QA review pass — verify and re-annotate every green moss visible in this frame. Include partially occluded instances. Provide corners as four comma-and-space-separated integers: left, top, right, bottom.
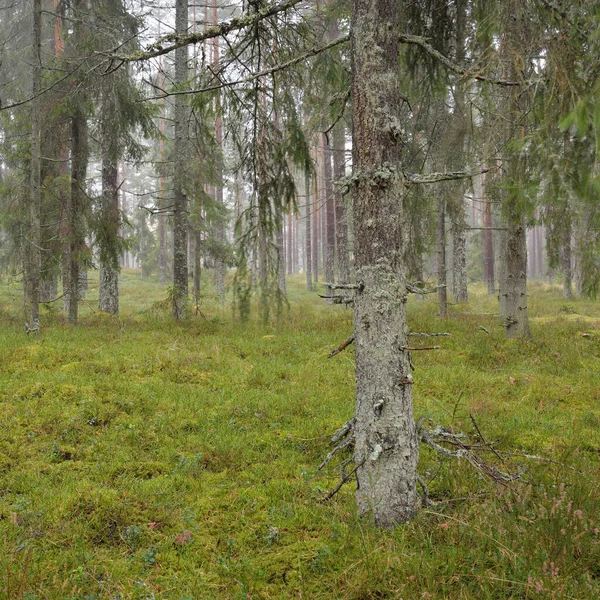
0, 274, 598, 597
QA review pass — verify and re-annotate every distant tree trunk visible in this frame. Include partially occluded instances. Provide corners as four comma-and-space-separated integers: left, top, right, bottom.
484, 193, 495, 294
194, 227, 201, 310
323, 133, 336, 285
333, 123, 349, 283
213, 0, 226, 303
312, 145, 320, 282
305, 170, 313, 290
449, 0, 468, 303
172, 0, 189, 319
276, 225, 286, 296
99, 158, 120, 314
437, 193, 447, 317
28, 0, 42, 330
352, 0, 418, 527
562, 223, 573, 299
67, 107, 87, 324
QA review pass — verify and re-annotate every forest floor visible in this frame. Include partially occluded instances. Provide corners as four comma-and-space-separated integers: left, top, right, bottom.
0, 271, 599, 599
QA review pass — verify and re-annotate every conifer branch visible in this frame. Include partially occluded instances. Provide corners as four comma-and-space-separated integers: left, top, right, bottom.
397, 33, 519, 87
143, 34, 350, 100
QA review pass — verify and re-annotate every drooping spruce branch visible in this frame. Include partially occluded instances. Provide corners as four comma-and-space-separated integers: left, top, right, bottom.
144, 34, 350, 100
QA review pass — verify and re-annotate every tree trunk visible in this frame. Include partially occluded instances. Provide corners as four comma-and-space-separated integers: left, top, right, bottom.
194, 227, 201, 310
312, 146, 320, 282
323, 133, 336, 285
437, 193, 447, 318
484, 192, 495, 294
333, 123, 350, 283
213, 0, 226, 303
67, 107, 87, 324
305, 170, 313, 290
500, 0, 530, 339
28, 0, 42, 330
352, 0, 418, 527
173, 0, 189, 319
562, 223, 573, 299
98, 155, 120, 314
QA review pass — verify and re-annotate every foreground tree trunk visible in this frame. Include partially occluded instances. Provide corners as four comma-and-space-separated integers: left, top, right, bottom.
28, 0, 42, 330
172, 0, 189, 319
500, 0, 530, 339
352, 0, 418, 527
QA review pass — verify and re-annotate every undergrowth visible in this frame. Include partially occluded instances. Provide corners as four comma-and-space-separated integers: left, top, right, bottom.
0, 272, 598, 599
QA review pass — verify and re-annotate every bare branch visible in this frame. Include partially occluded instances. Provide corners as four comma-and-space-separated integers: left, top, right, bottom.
144, 34, 350, 100
328, 335, 355, 358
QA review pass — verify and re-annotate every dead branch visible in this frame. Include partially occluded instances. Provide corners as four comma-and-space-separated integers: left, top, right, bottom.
402, 345, 441, 351
323, 460, 364, 501
329, 335, 355, 358
408, 332, 451, 337
331, 418, 355, 444
407, 283, 445, 294
322, 282, 362, 290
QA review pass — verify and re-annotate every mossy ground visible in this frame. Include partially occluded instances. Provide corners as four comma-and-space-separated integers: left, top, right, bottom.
0, 272, 599, 599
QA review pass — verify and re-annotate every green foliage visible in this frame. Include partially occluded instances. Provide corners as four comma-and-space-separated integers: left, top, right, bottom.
0, 274, 599, 598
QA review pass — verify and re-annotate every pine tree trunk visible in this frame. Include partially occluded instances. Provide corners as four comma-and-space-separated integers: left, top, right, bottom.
352, 0, 418, 527
172, 0, 189, 319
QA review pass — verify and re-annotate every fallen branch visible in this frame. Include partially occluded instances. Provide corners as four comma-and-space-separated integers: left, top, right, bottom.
402, 345, 441, 351
408, 332, 451, 337
329, 335, 355, 358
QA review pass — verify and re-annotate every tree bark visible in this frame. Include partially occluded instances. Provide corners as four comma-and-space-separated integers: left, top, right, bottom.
449, 0, 468, 303
173, 0, 189, 319
213, 0, 226, 303
323, 133, 336, 285
500, 0, 530, 339
352, 0, 418, 527
333, 123, 349, 283
305, 170, 313, 290
99, 159, 120, 314
437, 193, 447, 318
28, 0, 42, 330
562, 222, 573, 299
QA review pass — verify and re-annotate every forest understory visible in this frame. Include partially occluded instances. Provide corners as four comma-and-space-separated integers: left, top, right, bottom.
0, 272, 599, 599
